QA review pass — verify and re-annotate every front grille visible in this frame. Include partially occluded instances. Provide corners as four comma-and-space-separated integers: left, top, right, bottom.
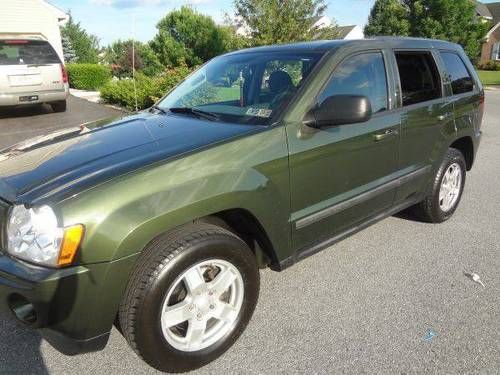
0, 198, 10, 251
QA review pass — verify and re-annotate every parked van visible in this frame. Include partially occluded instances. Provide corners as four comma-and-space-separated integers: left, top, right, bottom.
0, 35, 68, 112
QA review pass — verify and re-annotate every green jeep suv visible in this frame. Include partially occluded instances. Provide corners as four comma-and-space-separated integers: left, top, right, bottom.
0, 38, 483, 372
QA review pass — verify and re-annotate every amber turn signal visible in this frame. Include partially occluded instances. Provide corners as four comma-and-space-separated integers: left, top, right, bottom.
58, 224, 85, 267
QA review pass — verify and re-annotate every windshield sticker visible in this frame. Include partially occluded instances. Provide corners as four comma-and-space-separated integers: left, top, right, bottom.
246, 108, 273, 118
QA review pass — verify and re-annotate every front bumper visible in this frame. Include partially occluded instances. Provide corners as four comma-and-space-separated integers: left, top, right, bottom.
0, 252, 138, 355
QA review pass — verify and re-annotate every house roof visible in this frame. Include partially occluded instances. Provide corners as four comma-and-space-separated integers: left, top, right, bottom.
336, 25, 356, 39
486, 2, 500, 24
475, 1, 493, 19
41, 0, 69, 22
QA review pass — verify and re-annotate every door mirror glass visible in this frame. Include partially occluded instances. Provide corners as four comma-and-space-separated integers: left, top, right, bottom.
305, 95, 372, 128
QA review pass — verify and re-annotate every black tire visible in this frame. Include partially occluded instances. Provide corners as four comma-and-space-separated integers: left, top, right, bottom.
119, 223, 259, 373
51, 100, 67, 112
415, 148, 466, 223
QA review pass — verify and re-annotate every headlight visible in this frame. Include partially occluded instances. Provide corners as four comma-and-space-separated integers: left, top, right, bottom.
6, 205, 84, 267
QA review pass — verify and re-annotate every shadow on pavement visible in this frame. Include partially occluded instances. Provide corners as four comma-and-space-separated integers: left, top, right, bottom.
0, 313, 49, 374
0, 104, 53, 120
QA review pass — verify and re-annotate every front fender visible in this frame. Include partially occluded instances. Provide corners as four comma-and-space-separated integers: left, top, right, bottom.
59, 125, 291, 265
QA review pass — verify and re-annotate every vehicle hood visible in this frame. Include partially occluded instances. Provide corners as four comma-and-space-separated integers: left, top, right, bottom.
0, 112, 263, 205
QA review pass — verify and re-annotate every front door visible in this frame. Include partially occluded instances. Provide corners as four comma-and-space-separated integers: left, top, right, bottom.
287, 51, 400, 251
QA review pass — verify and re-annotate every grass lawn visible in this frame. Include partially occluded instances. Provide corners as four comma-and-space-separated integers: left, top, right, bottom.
477, 70, 500, 85
215, 86, 240, 101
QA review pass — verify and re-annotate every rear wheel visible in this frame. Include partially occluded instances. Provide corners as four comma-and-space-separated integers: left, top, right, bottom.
415, 148, 466, 223
119, 223, 259, 373
51, 100, 67, 112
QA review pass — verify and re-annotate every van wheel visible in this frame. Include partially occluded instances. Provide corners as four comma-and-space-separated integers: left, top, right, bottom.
51, 100, 67, 112
415, 148, 466, 223
119, 223, 259, 373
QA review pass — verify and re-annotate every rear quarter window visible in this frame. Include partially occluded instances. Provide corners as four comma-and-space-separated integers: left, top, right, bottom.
439, 52, 474, 95
0, 40, 60, 65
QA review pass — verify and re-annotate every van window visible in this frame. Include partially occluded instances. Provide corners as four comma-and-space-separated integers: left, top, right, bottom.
395, 52, 441, 106
0, 40, 60, 65
319, 52, 388, 114
440, 52, 474, 95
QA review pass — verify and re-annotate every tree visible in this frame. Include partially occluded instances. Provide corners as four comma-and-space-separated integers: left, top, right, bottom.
60, 14, 100, 63
407, 0, 490, 60
364, 0, 410, 37
151, 7, 232, 67
232, 0, 339, 46
103, 40, 163, 77
364, 0, 490, 62
61, 35, 77, 63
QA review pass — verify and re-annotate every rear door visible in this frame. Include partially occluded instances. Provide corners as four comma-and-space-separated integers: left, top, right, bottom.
391, 50, 455, 204
0, 40, 64, 96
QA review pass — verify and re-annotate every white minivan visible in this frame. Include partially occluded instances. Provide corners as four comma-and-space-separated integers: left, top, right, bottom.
0, 35, 69, 112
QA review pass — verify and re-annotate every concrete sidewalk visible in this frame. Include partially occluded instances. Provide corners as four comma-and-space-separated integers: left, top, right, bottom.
69, 88, 101, 103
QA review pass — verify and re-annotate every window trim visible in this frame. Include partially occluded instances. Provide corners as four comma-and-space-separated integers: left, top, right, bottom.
438, 49, 476, 97
313, 50, 391, 117
492, 42, 500, 61
392, 49, 444, 109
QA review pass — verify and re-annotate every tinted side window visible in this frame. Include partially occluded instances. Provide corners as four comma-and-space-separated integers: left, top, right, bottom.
440, 52, 474, 95
395, 52, 441, 106
319, 52, 388, 114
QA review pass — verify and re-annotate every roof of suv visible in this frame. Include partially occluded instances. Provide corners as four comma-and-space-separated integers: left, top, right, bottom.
227, 37, 462, 55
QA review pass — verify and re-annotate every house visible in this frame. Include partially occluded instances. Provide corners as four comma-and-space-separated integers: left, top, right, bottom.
0, 0, 69, 61
235, 15, 364, 40
335, 25, 365, 40
475, 1, 500, 64
311, 16, 365, 40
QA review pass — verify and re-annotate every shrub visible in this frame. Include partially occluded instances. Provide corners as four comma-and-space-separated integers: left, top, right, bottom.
100, 66, 193, 110
66, 63, 112, 90
478, 60, 500, 71
100, 73, 156, 110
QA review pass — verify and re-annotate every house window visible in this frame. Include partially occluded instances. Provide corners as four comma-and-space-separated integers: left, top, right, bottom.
492, 42, 500, 61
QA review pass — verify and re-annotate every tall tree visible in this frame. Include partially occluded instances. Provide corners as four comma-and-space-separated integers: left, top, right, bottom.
103, 40, 164, 77
150, 6, 232, 67
232, 0, 339, 46
364, 0, 489, 62
407, 0, 489, 60
364, 0, 410, 37
61, 35, 77, 63
60, 14, 100, 63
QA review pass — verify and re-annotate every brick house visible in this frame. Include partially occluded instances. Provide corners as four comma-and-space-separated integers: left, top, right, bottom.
476, 1, 500, 64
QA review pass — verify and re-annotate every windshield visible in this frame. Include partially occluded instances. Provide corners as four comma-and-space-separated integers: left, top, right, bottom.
0, 40, 61, 65
157, 51, 323, 125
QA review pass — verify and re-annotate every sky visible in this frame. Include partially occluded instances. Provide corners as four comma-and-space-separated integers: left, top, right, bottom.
50, 0, 377, 46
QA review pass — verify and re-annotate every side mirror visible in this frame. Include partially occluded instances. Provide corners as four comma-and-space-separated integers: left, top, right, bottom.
303, 95, 372, 128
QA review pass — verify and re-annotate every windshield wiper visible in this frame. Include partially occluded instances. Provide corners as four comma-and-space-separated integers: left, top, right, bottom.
168, 107, 219, 122
150, 104, 168, 115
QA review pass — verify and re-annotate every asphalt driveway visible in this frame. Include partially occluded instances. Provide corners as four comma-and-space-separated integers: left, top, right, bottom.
0, 95, 123, 149
0, 93, 498, 374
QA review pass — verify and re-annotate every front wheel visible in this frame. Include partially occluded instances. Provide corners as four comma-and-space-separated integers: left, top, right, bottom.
119, 223, 259, 373
415, 148, 466, 223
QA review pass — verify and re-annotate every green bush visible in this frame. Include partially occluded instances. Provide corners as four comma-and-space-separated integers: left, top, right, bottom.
100, 73, 156, 110
478, 60, 500, 71
100, 66, 192, 110
66, 63, 112, 90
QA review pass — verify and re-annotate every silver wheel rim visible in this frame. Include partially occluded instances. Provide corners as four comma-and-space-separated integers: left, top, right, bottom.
439, 162, 462, 212
160, 259, 244, 352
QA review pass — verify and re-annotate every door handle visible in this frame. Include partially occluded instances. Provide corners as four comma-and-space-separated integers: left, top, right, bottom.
437, 113, 453, 121
373, 129, 398, 142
